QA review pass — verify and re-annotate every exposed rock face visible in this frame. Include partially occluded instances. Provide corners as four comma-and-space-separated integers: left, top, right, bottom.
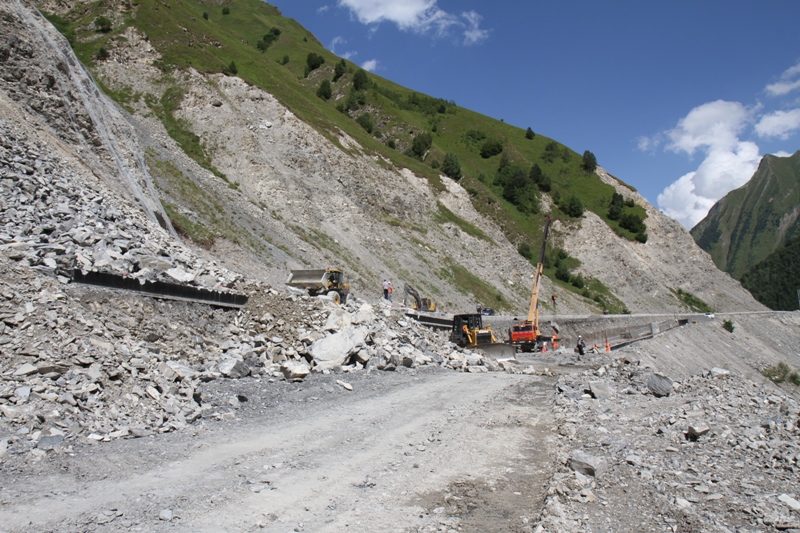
559, 167, 765, 313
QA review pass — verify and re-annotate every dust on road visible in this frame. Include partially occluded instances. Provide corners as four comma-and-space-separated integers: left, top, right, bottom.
0, 370, 558, 532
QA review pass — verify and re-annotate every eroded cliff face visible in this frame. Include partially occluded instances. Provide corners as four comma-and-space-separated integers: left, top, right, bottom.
559, 168, 765, 313
3, 0, 763, 314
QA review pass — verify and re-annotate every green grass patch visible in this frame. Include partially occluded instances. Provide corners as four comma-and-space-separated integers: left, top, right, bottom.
438, 259, 507, 311
162, 202, 216, 248
761, 362, 800, 385
145, 87, 227, 180
379, 213, 428, 234
435, 203, 493, 243
671, 288, 713, 313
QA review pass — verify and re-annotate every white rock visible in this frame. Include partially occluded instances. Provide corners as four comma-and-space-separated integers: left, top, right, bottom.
779, 493, 800, 511
324, 308, 352, 331
165, 266, 195, 283
310, 327, 367, 371
280, 360, 310, 382
218, 358, 251, 379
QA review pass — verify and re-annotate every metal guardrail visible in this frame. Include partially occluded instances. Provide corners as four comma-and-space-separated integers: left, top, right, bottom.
70, 270, 248, 309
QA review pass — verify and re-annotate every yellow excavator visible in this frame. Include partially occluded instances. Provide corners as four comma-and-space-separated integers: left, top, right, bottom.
403, 284, 436, 312
510, 216, 558, 352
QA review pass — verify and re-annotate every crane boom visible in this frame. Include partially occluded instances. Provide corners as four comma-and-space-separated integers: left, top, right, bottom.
526, 216, 551, 324
510, 216, 553, 352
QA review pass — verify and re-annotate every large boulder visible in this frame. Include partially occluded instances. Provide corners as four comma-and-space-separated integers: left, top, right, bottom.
647, 373, 673, 397
218, 358, 250, 379
310, 326, 368, 371
353, 303, 377, 324
568, 451, 607, 477
324, 308, 353, 331
588, 381, 614, 400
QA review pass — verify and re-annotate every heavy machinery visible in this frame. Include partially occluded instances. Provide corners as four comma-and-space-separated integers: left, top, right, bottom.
285, 268, 349, 304
450, 313, 497, 346
510, 216, 558, 352
450, 314, 515, 359
403, 284, 436, 312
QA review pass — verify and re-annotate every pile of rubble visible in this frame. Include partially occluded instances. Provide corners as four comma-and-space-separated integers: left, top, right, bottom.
0, 251, 505, 459
534, 356, 800, 533
0, 119, 240, 291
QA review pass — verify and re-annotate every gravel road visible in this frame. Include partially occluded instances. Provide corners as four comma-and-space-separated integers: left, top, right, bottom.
0, 369, 558, 532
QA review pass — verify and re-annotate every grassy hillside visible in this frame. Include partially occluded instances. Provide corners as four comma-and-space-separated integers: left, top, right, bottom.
41, 0, 646, 312
740, 237, 800, 310
691, 152, 800, 279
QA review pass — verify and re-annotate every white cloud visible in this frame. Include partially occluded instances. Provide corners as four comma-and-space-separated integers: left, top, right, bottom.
652, 61, 800, 229
361, 59, 379, 72
636, 133, 664, 153
329, 36, 346, 51
328, 36, 357, 59
337, 0, 487, 44
765, 60, 800, 96
656, 101, 761, 228
666, 100, 751, 156
754, 108, 800, 139
657, 172, 717, 230
461, 11, 489, 45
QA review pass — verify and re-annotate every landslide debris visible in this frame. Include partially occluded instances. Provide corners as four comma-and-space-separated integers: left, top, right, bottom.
535, 357, 800, 533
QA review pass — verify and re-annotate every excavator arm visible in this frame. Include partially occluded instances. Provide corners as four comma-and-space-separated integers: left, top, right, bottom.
404, 284, 423, 310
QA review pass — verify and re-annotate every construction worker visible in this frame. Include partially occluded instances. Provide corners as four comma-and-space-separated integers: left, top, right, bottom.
382, 280, 389, 300
387, 281, 393, 302
577, 335, 586, 356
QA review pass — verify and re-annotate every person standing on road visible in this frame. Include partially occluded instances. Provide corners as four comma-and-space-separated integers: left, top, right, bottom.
577, 335, 586, 356
383, 279, 389, 300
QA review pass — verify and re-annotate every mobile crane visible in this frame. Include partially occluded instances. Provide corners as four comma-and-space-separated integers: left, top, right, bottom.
510, 216, 558, 352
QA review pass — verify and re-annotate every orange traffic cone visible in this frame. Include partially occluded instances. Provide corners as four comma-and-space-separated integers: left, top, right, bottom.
605, 337, 611, 353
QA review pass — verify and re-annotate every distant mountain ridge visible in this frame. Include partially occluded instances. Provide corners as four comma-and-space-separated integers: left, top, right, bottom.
691, 151, 800, 280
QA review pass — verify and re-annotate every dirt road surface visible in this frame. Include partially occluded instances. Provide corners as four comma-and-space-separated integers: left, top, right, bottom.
0, 369, 558, 532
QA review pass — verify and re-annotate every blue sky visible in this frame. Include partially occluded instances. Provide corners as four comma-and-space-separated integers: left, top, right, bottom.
267, 0, 800, 228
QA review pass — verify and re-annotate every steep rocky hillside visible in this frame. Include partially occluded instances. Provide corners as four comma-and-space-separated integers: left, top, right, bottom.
3, 0, 762, 316
692, 151, 800, 279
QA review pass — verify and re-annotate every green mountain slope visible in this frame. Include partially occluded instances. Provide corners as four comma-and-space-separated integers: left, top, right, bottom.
739, 237, 800, 310
691, 151, 800, 279
42, 0, 647, 251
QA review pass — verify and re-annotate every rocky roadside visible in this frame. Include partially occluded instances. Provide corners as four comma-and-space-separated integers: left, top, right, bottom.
534, 354, 800, 533
0, 244, 518, 463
